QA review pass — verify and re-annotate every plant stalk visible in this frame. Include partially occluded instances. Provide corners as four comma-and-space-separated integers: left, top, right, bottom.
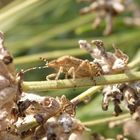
22, 71, 140, 92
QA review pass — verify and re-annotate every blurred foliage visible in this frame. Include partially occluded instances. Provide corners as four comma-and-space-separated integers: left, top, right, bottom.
0, 0, 140, 139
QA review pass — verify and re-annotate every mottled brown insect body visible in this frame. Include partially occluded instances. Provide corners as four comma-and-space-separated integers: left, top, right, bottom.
47, 55, 102, 80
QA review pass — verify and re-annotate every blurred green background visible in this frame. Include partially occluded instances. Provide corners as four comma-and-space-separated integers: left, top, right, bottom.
1, 0, 140, 139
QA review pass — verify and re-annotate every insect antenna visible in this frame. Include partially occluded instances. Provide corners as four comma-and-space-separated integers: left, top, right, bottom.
21, 57, 49, 74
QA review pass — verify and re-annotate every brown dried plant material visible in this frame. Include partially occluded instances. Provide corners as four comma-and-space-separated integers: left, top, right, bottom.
0, 33, 20, 116
123, 119, 140, 140
11, 94, 77, 137
102, 82, 140, 116
17, 94, 76, 119
102, 84, 123, 116
79, 0, 125, 35
41, 55, 102, 80
79, 0, 140, 34
34, 113, 86, 140
79, 40, 128, 74
8, 93, 82, 139
79, 39, 140, 115
0, 32, 15, 76
0, 32, 21, 139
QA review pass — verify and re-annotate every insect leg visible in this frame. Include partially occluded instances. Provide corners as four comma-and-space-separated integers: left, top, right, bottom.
55, 66, 63, 80
46, 73, 57, 80
68, 67, 75, 79
76, 60, 89, 73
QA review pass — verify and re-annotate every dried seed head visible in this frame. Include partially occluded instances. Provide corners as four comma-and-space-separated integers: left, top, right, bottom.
79, 40, 94, 54
102, 84, 124, 115
91, 40, 104, 48
79, 0, 126, 35
0, 32, 22, 135
31, 112, 86, 140
58, 113, 73, 133
102, 82, 140, 115
113, 100, 123, 116
123, 86, 138, 114
58, 95, 76, 117
79, 39, 129, 74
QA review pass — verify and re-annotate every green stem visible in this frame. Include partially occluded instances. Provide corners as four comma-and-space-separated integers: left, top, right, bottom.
0, 0, 39, 21
9, 29, 140, 53
22, 71, 140, 92
83, 113, 130, 126
71, 86, 102, 104
13, 32, 140, 65
127, 49, 140, 69
14, 48, 85, 65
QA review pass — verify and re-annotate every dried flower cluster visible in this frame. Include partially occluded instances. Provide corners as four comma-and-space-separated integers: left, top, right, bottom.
79, 39, 128, 74
79, 0, 140, 35
0, 32, 21, 134
10, 93, 84, 140
102, 82, 140, 116
79, 39, 140, 116
0, 91, 85, 140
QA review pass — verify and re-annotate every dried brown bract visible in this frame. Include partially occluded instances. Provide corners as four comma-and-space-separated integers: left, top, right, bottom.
79, 0, 140, 34
24, 94, 76, 118
102, 82, 140, 116
79, 39, 128, 74
79, 0, 125, 35
41, 55, 102, 80
34, 113, 85, 140
9, 94, 77, 138
102, 84, 123, 116
0, 32, 22, 139
79, 39, 140, 116
0, 32, 21, 122
57, 95, 76, 117
9, 93, 84, 140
